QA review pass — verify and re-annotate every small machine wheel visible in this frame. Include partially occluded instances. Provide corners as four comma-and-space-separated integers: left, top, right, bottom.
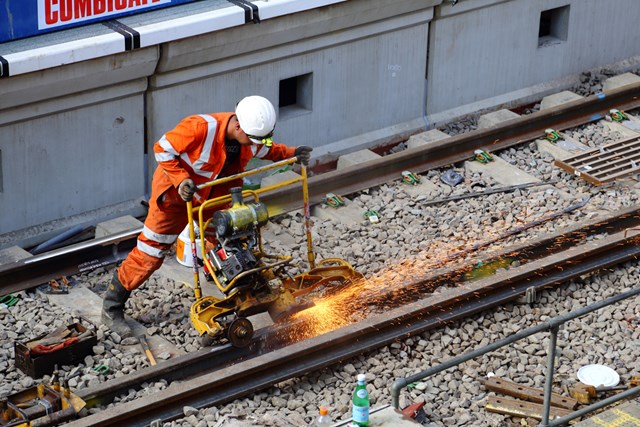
227, 318, 253, 348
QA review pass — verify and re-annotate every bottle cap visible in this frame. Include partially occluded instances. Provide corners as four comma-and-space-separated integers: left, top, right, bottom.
319, 406, 328, 415
357, 374, 366, 382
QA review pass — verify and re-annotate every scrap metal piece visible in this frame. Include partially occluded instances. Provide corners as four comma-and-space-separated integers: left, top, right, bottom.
402, 402, 426, 422
484, 377, 577, 409
440, 169, 464, 187
0, 383, 85, 426
485, 396, 571, 420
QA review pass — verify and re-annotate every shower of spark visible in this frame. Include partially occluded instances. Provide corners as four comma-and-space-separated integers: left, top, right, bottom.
278, 205, 582, 345
280, 221, 524, 344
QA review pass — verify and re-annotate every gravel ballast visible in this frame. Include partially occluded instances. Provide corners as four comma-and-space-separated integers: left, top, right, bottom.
1, 68, 640, 427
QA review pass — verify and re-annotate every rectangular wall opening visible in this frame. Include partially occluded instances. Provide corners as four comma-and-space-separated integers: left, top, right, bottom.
279, 73, 313, 119
539, 5, 570, 47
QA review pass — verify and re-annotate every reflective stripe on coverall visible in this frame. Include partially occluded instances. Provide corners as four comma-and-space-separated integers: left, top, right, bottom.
117, 112, 296, 291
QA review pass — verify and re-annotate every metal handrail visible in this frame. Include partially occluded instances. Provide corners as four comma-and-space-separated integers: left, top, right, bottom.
391, 286, 640, 425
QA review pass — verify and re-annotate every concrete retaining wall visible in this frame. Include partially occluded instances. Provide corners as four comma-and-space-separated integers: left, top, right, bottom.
427, 0, 640, 121
1, 0, 640, 247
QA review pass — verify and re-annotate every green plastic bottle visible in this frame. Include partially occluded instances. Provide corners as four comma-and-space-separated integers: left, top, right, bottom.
351, 374, 370, 426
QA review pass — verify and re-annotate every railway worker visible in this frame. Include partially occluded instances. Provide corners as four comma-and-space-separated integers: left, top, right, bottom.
102, 96, 313, 339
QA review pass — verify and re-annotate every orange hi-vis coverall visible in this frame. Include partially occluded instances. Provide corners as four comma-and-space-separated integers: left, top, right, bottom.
117, 112, 296, 291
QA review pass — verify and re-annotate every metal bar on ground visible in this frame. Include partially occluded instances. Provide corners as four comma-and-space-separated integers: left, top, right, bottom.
390, 285, 640, 416
540, 325, 559, 426
422, 180, 559, 206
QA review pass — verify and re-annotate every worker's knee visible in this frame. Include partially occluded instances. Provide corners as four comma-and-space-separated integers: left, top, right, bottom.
117, 247, 165, 291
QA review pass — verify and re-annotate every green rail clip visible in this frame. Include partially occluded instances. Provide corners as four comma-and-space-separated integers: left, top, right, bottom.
473, 149, 493, 163
544, 128, 564, 142
0, 294, 20, 309
610, 109, 629, 123
363, 209, 381, 223
325, 193, 345, 208
401, 171, 421, 185
93, 365, 110, 375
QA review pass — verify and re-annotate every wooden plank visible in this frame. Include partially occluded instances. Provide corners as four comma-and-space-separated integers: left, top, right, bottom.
554, 159, 605, 185
484, 377, 577, 409
485, 396, 572, 420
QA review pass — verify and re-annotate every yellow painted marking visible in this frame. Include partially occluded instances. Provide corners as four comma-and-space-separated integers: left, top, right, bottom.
590, 408, 640, 426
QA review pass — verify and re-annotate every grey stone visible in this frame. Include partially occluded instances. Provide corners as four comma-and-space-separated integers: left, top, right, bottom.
183, 406, 199, 417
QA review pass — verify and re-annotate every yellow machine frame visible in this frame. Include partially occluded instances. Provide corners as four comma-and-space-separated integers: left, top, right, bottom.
185, 158, 362, 345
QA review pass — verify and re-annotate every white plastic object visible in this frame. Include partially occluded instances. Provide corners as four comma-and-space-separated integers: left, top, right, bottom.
175, 222, 202, 267
577, 364, 620, 387
315, 406, 332, 426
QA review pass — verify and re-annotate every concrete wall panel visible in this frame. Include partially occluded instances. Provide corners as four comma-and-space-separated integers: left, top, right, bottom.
428, 0, 640, 114
147, 21, 428, 174
155, 0, 440, 74
0, 91, 146, 233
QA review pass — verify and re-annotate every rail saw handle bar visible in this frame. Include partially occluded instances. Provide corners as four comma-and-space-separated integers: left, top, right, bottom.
195, 157, 300, 191
186, 156, 314, 299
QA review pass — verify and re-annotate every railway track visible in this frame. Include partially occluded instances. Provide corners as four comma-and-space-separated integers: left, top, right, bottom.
2, 80, 640, 426
2, 81, 640, 294
66, 206, 640, 426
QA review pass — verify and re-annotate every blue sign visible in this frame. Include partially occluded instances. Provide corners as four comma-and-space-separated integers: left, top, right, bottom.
0, 0, 200, 43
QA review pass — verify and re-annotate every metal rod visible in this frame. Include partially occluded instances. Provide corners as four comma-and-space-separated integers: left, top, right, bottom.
547, 386, 640, 426
423, 180, 559, 206
391, 285, 640, 409
540, 325, 559, 426
301, 165, 316, 269
196, 158, 297, 190
186, 201, 201, 300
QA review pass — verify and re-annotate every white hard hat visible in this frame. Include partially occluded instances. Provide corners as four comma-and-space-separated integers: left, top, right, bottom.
235, 96, 277, 144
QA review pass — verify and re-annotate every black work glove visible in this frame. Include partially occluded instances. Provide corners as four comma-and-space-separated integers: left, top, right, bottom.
294, 146, 313, 166
178, 179, 197, 202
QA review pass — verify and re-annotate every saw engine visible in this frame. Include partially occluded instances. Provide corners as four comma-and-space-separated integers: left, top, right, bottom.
187, 159, 363, 348
206, 188, 268, 288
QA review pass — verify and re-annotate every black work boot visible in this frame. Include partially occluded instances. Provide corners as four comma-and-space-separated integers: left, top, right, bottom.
102, 272, 137, 341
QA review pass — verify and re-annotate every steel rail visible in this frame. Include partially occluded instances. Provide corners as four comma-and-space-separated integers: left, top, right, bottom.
2, 83, 640, 296
67, 220, 640, 426
263, 82, 640, 215
0, 229, 137, 296
72, 206, 640, 410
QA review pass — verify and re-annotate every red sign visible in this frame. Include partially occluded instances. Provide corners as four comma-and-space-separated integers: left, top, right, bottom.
39, 0, 171, 29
